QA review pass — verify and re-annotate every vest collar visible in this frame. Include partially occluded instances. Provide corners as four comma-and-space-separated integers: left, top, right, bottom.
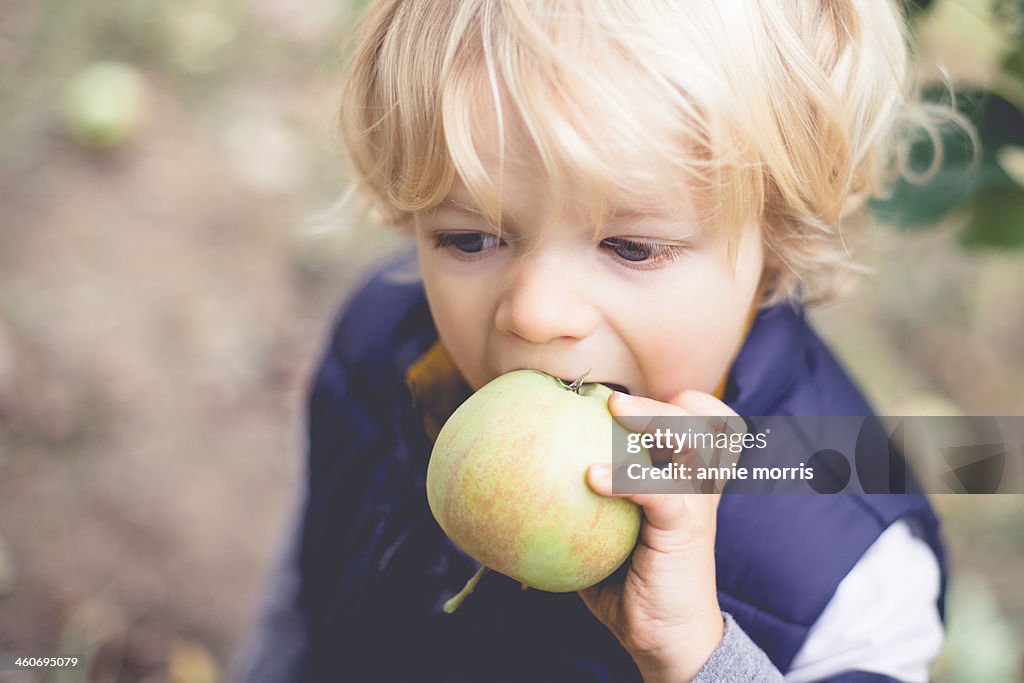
722, 301, 807, 416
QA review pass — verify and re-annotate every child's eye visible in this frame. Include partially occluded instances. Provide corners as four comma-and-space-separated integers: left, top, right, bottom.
600, 237, 686, 268
433, 232, 504, 255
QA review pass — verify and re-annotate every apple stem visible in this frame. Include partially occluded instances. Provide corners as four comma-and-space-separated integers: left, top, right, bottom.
443, 565, 489, 614
564, 369, 592, 395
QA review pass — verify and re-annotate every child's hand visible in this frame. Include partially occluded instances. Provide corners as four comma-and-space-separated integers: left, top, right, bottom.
579, 390, 737, 683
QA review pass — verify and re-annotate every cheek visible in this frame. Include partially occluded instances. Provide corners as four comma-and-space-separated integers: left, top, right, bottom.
627, 244, 762, 399
421, 268, 474, 341
642, 334, 709, 399
416, 252, 494, 388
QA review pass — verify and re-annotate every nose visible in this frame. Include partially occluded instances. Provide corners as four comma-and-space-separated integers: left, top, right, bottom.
494, 251, 598, 344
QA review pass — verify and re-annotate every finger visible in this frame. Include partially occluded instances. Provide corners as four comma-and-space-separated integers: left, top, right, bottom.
669, 389, 737, 418
608, 390, 687, 421
609, 388, 736, 418
576, 581, 627, 636
662, 390, 743, 443
608, 392, 687, 465
587, 463, 714, 536
608, 390, 748, 438
613, 390, 748, 475
668, 392, 747, 489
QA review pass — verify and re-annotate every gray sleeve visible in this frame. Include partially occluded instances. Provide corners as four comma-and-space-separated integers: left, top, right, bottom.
226, 496, 308, 683
691, 612, 784, 683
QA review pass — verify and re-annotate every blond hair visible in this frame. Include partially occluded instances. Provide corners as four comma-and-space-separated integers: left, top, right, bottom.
338, 0, 956, 306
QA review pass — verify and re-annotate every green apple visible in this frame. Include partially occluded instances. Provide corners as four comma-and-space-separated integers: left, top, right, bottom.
62, 61, 147, 149
427, 369, 646, 600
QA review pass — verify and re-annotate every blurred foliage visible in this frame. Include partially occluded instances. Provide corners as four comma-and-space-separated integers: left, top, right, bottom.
933, 572, 1023, 682
0, 0, 357, 167
873, 0, 1024, 248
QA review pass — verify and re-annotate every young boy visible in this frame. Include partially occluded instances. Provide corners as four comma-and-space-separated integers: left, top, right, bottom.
232, 0, 947, 680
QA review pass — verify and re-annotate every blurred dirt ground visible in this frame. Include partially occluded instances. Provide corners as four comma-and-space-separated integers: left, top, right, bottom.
0, 1, 404, 679
0, 1, 1023, 682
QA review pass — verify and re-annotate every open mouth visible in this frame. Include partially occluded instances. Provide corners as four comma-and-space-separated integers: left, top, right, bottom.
601, 382, 630, 395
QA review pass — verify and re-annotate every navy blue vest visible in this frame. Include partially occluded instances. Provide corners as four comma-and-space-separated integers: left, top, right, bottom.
296, 255, 946, 682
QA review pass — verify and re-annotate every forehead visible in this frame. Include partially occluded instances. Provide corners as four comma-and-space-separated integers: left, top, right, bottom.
441, 72, 700, 227
434, 176, 691, 227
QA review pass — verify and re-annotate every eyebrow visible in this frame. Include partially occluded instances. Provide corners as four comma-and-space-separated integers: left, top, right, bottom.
606, 208, 671, 221
431, 197, 524, 229
434, 198, 486, 216
429, 197, 696, 236
433, 199, 672, 218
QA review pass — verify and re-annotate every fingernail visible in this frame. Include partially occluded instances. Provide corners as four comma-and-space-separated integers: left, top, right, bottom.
612, 390, 635, 405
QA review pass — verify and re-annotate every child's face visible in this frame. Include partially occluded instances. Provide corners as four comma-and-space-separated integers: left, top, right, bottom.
413, 148, 764, 403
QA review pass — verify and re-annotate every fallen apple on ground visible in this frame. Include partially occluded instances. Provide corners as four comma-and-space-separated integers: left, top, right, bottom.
426, 369, 647, 611
62, 61, 147, 149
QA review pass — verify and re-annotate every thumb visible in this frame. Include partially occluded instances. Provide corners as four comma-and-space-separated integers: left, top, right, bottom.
586, 462, 697, 536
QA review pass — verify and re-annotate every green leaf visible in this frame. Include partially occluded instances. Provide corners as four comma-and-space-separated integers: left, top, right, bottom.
870, 89, 1024, 230
1001, 47, 1024, 87
869, 164, 979, 228
869, 104, 981, 227
958, 183, 1024, 248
